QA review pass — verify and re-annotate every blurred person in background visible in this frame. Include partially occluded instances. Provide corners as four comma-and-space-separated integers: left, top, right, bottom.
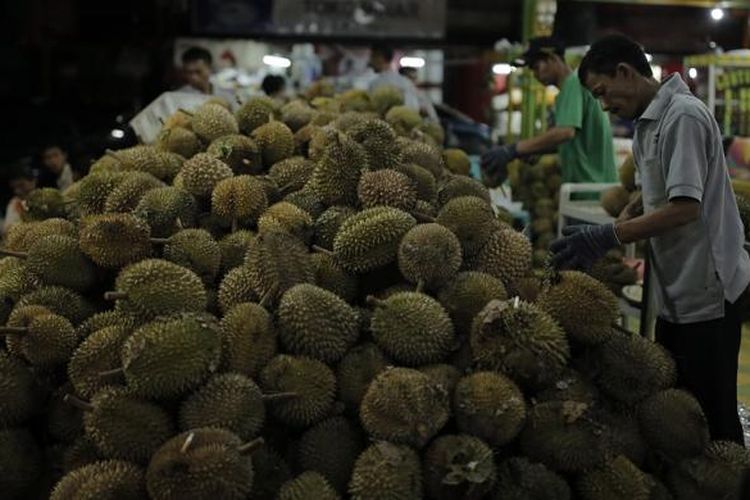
261, 74, 287, 103
38, 142, 75, 191
369, 45, 421, 112
399, 66, 438, 122
2, 162, 36, 236
178, 46, 236, 104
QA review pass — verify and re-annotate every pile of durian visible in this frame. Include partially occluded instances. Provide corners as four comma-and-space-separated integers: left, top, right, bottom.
1, 85, 748, 500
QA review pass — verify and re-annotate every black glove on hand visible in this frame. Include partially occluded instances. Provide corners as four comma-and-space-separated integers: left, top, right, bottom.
480, 143, 517, 187
550, 224, 620, 270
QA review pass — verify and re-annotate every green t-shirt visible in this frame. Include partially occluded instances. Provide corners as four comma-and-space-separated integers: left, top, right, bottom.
554, 73, 617, 184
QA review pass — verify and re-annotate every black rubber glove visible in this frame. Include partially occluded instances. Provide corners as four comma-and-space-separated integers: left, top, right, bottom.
550, 224, 621, 270
480, 143, 517, 187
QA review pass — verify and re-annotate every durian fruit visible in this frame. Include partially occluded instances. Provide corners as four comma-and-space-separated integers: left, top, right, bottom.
108, 146, 182, 182
419, 364, 461, 400
336, 343, 389, 413
297, 416, 364, 493
311, 131, 368, 206
593, 331, 676, 405
252, 118, 295, 168
423, 434, 496, 500
357, 169, 417, 211
396, 162, 438, 203
338, 89, 371, 112
219, 302, 277, 377
3, 307, 77, 367
370, 85, 404, 115
419, 121, 445, 146
311, 252, 358, 303
257, 201, 314, 243
196, 211, 231, 238
284, 185, 326, 219
217, 267, 260, 313
385, 105, 422, 135
536, 271, 619, 345
180, 152, 234, 198
278, 283, 359, 364
133, 186, 198, 238
157, 126, 201, 158
268, 156, 314, 194
400, 139, 444, 179
601, 185, 631, 217
469, 228, 532, 286
294, 124, 322, 157
218, 230, 254, 273
470, 299, 569, 391
68, 325, 132, 399
0, 428, 43, 499
314, 206, 356, 250
120, 313, 222, 400
244, 230, 314, 301
179, 373, 265, 439
0, 351, 43, 426
15, 285, 95, 325
598, 410, 648, 468
281, 100, 316, 132
66, 387, 173, 463
666, 440, 750, 500
207, 133, 262, 174
23, 187, 67, 220
438, 271, 507, 335
368, 291, 456, 366
443, 148, 471, 176
437, 196, 500, 259
637, 389, 710, 462
104, 171, 164, 213
619, 155, 636, 191
308, 126, 339, 162
360, 367, 450, 448
494, 457, 571, 500
260, 354, 336, 428
588, 251, 638, 296
50, 459, 145, 500
534, 368, 599, 406
146, 428, 260, 500
106, 259, 206, 321
453, 371, 526, 447
349, 441, 422, 500
348, 118, 402, 170
519, 400, 608, 473
160, 228, 222, 285
398, 223, 462, 290
190, 102, 239, 142
278, 471, 341, 500
248, 446, 292, 500
9, 234, 96, 292
576, 455, 651, 500
5, 217, 77, 252
332, 207, 416, 273
79, 213, 151, 268
75, 171, 128, 216
236, 95, 277, 134
63, 436, 103, 473
438, 176, 491, 206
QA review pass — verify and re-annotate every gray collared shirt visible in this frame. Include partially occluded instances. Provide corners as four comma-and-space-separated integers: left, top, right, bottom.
633, 73, 750, 323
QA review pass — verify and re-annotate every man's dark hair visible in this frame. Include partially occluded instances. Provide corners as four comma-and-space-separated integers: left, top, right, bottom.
371, 44, 395, 63
261, 74, 286, 96
181, 46, 212, 66
398, 66, 417, 78
578, 34, 652, 85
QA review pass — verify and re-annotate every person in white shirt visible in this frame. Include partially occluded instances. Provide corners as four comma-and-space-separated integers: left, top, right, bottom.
40, 144, 74, 191
399, 66, 439, 123
178, 46, 237, 106
368, 45, 422, 112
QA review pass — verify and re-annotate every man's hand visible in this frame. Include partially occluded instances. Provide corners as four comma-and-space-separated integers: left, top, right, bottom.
550, 224, 620, 270
480, 143, 517, 187
616, 192, 643, 223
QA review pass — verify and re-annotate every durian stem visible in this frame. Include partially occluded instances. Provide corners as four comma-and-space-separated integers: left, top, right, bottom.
150, 238, 170, 245
262, 392, 298, 402
238, 437, 265, 455
99, 367, 124, 379
178, 108, 194, 117
416, 281, 425, 293
180, 432, 195, 454
0, 326, 28, 335
104, 291, 128, 301
411, 211, 435, 223
63, 394, 94, 412
259, 284, 278, 309
365, 295, 384, 307
231, 218, 238, 233
278, 182, 295, 195
311, 245, 334, 256
175, 217, 184, 230
0, 249, 28, 259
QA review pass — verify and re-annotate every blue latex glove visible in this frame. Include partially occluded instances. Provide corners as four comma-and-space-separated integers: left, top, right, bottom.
480, 143, 518, 187
550, 224, 620, 270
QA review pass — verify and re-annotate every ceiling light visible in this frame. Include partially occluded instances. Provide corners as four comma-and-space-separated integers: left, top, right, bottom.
711, 7, 725, 21
688, 67, 698, 79
399, 56, 425, 68
492, 63, 514, 75
263, 55, 291, 68
110, 129, 125, 139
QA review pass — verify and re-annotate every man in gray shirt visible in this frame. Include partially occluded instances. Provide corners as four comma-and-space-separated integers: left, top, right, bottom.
551, 34, 750, 444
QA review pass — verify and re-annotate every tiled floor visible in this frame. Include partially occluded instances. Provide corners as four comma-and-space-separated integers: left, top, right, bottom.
738, 326, 750, 405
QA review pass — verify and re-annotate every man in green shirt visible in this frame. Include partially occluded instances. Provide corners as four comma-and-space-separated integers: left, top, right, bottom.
482, 37, 617, 186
